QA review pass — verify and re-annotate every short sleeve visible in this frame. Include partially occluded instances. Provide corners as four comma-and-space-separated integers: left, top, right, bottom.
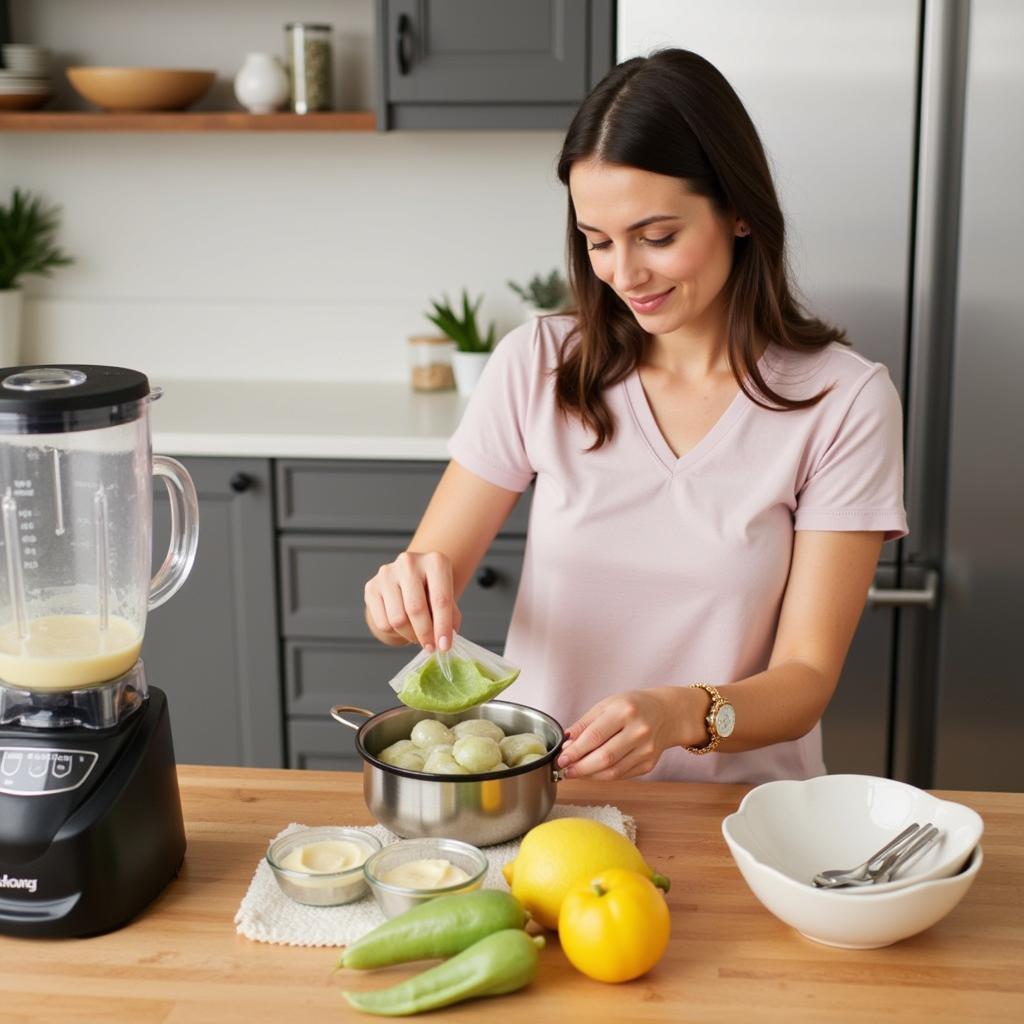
447, 321, 537, 492
794, 365, 909, 541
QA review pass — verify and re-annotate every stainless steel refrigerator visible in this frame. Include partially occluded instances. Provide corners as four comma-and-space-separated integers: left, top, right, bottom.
617, 0, 1023, 790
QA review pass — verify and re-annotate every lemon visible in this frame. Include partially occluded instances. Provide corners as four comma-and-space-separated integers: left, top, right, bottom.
502, 818, 670, 930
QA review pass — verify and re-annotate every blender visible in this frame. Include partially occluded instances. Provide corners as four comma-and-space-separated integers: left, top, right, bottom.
0, 365, 199, 937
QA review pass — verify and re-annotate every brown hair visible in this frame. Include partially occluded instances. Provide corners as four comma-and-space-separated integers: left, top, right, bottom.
555, 49, 847, 449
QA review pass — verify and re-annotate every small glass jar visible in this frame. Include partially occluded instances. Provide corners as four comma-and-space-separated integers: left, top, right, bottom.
408, 335, 456, 392
285, 22, 333, 113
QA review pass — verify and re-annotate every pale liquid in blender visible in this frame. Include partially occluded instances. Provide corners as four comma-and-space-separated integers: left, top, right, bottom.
0, 614, 142, 690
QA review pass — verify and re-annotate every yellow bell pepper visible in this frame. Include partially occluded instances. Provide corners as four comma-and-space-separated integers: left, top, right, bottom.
557, 867, 670, 983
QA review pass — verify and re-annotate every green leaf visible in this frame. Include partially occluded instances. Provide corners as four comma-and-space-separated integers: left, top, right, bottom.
424, 287, 495, 353
0, 188, 74, 290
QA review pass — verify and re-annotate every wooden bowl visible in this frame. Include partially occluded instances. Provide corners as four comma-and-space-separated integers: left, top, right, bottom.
66, 67, 215, 112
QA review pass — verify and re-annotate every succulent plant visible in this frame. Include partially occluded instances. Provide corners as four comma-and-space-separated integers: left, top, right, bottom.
0, 188, 74, 291
425, 290, 497, 353
507, 269, 568, 311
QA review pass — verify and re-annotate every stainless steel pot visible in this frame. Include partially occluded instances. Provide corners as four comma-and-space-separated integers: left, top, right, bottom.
330, 700, 565, 846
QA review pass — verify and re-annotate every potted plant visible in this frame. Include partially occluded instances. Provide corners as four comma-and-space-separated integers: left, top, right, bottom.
425, 289, 496, 396
0, 188, 74, 366
508, 269, 569, 320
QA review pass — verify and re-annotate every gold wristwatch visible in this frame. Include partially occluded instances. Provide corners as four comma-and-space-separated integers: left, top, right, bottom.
683, 683, 736, 755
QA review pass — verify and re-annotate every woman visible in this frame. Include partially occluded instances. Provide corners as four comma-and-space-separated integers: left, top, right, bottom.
363, 49, 907, 784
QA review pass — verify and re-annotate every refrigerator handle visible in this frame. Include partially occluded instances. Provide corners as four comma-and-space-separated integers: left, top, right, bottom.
902, 0, 970, 563
867, 569, 940, 609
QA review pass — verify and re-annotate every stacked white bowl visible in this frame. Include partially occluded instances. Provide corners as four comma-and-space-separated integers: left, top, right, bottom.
0, 45, 53, 110
722, 774, 984, 949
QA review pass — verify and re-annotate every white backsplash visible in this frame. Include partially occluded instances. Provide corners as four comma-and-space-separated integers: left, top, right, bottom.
1, 131, 566, 381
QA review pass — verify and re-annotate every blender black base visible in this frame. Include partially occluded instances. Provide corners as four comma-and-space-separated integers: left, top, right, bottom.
0, 686, 186, 938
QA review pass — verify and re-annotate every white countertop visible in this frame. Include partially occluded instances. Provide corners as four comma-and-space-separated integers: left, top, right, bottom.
149, 378, 467, 460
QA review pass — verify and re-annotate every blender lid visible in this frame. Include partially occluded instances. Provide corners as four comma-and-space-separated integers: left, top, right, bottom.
0, 365, 150, 414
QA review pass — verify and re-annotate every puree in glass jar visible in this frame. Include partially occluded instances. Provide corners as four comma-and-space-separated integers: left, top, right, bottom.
279, 839, 367, 879
380, 858, 471, 890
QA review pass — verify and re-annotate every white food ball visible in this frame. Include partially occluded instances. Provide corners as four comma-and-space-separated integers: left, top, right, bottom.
451, 718, 505, 744
378, 739, 418, 763
423, 749, 470, 775
452, 735, 502, 773
410, 719, 455, 750
512, 751, 544, 767
423, 743, 454, 758
383, 749, 425, 771
499, 733, 546, 765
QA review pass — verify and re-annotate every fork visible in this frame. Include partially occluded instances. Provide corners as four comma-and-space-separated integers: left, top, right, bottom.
812, 823, 922, 888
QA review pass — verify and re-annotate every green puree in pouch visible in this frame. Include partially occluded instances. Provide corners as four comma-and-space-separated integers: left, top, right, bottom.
398, 656, 520, 713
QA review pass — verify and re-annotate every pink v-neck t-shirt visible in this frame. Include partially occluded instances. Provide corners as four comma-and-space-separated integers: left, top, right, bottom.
447, 314, 908, 783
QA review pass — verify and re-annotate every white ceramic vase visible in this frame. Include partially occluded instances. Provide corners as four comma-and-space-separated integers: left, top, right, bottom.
452, 350, 490, 396
0, 289, 23, 368
233, 53, 289, 114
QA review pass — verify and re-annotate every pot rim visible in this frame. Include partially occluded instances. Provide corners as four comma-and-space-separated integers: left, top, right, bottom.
352, 699, 565, 783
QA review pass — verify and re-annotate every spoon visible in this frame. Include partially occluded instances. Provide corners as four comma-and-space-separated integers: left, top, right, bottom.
816, 825, 942, 889
812, 823, 921, 887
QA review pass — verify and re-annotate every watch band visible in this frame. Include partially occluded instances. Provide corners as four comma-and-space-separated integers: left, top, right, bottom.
684, 682, 728, 755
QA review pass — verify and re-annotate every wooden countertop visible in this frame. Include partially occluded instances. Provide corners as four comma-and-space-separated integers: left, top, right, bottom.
2, 767, 1022, 1023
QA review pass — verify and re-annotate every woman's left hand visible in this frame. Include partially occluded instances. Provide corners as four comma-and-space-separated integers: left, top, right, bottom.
557, 687, 689, 780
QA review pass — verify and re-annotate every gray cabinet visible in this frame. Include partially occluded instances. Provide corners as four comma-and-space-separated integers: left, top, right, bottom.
375, 0, 615, 129
144, 458, 283, 768
279, 459, 530, 770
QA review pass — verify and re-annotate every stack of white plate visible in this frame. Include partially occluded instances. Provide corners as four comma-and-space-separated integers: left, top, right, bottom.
0, 44, 53, 110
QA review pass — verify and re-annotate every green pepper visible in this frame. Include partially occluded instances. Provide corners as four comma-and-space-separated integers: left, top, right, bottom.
343, 928, 545, 1016
340, 890, 528, 970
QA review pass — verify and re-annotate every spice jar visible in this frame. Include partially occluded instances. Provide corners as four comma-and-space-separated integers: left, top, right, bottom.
285, 22, 332, 113
408, 336, 456, 392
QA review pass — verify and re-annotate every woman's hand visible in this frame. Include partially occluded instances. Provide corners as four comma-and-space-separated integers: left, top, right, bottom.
557, 687, 698, 780
364, 551, 462, 651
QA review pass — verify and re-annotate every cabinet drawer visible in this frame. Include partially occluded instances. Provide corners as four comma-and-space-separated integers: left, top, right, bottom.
285, 638, 510, 716
279, 534, 525, 640
287, 718, 363, 772
285, 640, 413, 716
276, 459, 531, 535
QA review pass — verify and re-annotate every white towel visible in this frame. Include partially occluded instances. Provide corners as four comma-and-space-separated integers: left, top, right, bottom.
234, 804, 637, 948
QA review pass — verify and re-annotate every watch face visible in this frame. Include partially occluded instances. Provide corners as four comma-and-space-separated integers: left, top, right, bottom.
715, 703, 736, 738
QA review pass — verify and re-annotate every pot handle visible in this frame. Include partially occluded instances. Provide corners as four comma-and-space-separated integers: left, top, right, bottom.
552, 767, 565, 783
330, 705, 374, 731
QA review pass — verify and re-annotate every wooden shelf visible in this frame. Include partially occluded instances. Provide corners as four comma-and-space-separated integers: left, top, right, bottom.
0, 110, 377, 132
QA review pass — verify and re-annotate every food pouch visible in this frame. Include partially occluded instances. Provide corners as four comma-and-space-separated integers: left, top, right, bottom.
387, 633, 521, 713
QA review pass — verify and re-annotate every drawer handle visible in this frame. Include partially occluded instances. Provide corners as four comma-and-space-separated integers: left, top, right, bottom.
229, 472, 252, 494
476, 566, 498, 589
396, 13, 414, 76
330, 705, 374, 731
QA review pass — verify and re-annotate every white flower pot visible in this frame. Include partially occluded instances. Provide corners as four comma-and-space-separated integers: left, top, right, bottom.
0, 289, 23, 368
452, 350, 490, 396
234, 53, 289, 114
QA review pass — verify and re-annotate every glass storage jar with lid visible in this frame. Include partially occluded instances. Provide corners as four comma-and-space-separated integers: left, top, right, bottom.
408, 336, 456, 392
285, 22, 333, 113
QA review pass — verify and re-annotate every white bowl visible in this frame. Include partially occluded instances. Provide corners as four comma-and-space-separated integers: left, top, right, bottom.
724, 775, 982, 894
722, 775, 985, 948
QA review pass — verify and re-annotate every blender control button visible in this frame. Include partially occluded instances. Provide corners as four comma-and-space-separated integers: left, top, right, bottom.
51, 757, 72, 780
1, 751, 23, 777
28, 756, 49, 778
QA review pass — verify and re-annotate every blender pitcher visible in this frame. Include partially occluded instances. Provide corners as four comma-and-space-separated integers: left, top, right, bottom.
0, 366, 198, 692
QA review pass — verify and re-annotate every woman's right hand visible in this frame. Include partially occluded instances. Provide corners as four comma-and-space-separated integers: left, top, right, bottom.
364, 551, 461, 652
